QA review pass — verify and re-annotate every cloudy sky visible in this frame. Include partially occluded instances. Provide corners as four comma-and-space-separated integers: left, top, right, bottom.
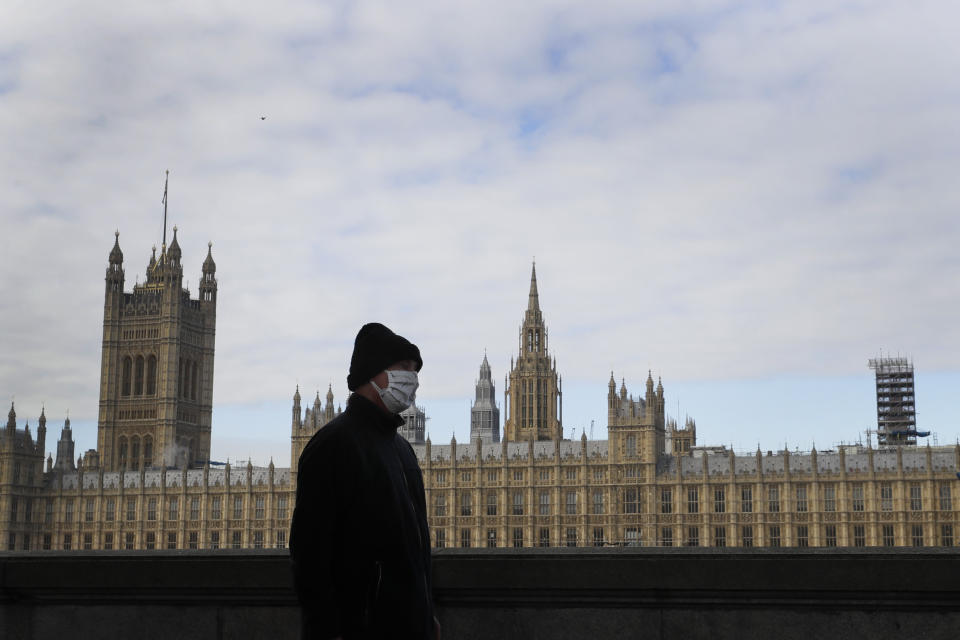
3, 1, 958, 466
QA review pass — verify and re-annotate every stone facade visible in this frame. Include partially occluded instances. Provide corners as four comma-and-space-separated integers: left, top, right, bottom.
1, 248, 957, 553
98, 229, 217, 471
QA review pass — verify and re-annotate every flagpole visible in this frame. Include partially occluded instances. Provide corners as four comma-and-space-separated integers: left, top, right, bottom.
162, 170, 169, 252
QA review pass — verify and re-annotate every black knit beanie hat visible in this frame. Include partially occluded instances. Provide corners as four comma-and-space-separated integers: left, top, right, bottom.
347, 322, 423, 391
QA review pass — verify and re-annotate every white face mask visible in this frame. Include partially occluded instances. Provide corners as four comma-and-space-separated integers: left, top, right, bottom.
370, 370, 419, 414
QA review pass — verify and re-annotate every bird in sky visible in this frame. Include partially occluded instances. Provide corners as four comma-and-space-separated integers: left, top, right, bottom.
261, 116, 266, 120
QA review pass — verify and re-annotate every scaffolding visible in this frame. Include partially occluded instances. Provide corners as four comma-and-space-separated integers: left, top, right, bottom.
868, 357, 926, 446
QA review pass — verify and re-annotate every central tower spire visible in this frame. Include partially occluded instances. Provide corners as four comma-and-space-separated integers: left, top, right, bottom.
503, 263, 562, 442
528, 261, 539, 311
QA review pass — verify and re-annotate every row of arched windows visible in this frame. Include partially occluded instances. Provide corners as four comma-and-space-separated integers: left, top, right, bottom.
179, 357, 201, 401
118, 435, 154, 470
519, 379, 550, 429
121, 355, 157, 397
525, 329, 542, 353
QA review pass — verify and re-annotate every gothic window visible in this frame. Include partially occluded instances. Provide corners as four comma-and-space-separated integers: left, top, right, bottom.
624, 488, 639, 514
534, 330, 540, 353
527, 330, 532, 352
146, 355, 157, 395
822, 484, 836, 512
592, 491, 604, 515
795, 485, 807, 513
880, 483, 893, 512
192, 361, 199, 400
118, 437, 128, 468
851, 484, 864, 512
143, 437, 153, 468
714, 487, 725, 513
940, 484, 953, 511
767, 486, 780, 513
134, 355, 145, 395
910, 483, 923, 511
565, 491, 577, 515
625, 435, 636, 458
121, 357, 132, 396
178, 358, 184, 397
130, 436, 140, 471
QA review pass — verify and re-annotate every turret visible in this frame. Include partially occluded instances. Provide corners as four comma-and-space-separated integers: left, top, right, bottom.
54, 417, 76, 472
200, 241, 217, 303
37, 406, 46, 451
106, 231, 124, 293
471, 353, 501, 443
6, 400, 15, 434
292, 385, 302, 430
324, 385, 335, 421
146, 246, 158, 282
167, 226, 182, 265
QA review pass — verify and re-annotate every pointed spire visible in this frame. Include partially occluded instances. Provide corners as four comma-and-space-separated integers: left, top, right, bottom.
7, 401, 15, 430
528, 261, 540, 311
202, 241, 216, 274
326, 383, 334, 404
293, 385, 301, 403
148, 245, 157, 275
109, 230, 123, 264
168, 225, 181, 262
609, 371, 616, 389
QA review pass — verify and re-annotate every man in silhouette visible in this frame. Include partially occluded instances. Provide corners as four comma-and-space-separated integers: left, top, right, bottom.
290, 323, 439, 639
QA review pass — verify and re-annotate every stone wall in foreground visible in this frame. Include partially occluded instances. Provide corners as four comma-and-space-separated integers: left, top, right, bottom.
1, 548, 959, 639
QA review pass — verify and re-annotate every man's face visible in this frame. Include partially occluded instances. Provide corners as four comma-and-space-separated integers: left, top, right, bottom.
370, 359, 417, 389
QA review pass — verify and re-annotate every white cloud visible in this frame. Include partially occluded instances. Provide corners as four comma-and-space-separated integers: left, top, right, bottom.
2, 1, 959, 461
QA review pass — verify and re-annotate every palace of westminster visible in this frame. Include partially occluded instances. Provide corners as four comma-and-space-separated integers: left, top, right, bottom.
2, 229, 959, 553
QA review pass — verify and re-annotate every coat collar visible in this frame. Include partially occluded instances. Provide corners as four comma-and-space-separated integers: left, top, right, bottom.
347, 393, 405, 432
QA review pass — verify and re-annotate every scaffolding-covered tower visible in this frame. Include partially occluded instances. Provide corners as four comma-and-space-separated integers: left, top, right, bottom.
868, 357, 923, 446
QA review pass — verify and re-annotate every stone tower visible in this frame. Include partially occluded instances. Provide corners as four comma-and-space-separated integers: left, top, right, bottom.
96, 229, 217, 471
503, 263, 562, 442
0, 403, 46, 550
290, 385, 341, 474
399, 404, 427, 445
53, 416, 76, 472
470, 353, 500, 443
607, 372, 666, 466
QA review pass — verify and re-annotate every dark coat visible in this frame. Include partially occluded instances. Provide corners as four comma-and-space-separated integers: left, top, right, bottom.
290, 394, 434, 640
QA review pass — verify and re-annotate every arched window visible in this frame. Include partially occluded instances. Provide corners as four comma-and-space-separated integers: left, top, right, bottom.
535, 330, 540, 352
527, 330, 533, 352
143, 437, 153, 468
191, 361, 199, 400
130, 436, 140, 471
121, 357, 132, 396
134, 356, 144, 395
118, 437, 128, 469
146, 355, 157, 395
178, 358, 184, 397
